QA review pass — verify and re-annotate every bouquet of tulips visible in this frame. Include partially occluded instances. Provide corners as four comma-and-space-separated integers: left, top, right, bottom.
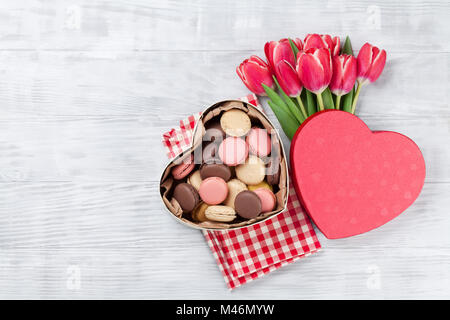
237, 35, 386, 140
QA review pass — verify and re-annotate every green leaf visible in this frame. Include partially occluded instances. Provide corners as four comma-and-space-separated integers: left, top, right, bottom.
342, 36, 354, 55
341, 35, 356, 112
321, 87, 335, 109
262, 84, 293, 117
273, 77, 305, 123
288, 38, 300, 60
342, 88, 354, 113
305, 89, 316, 116
267, 100, 299, 140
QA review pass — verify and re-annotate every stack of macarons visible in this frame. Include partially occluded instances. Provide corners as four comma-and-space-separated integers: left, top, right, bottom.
170, 108, 281, 224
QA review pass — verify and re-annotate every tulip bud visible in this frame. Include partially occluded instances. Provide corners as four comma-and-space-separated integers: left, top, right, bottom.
304, 34, 340, 56
296, 48, 332, 95
236, 55, 274, 95
264, 39, 297, 72
350, 43, 387, 114
275, 60, 303, 97
329, 54, 357, 96
356, 43, 387, 86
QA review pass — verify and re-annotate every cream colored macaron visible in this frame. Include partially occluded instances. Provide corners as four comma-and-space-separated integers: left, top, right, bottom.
224, 179, 248, 208
248, 181, 273, 191
220, 109, 251, 137
236, 155, 266, 185
187, 170, 202, 191
205, 205, 236, 222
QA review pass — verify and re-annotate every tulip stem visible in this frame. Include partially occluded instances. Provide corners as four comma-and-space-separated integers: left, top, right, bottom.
316, 93, 325, 111
335, 95, 341, 110
351, 82, 363, 114
295, 96, 308, 119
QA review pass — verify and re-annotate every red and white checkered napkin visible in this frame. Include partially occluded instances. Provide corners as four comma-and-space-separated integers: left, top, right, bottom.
162, 94, 321, 289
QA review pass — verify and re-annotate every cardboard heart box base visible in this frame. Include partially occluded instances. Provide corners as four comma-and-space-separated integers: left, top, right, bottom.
290, 110, 426, 239
160, 100, 289, 230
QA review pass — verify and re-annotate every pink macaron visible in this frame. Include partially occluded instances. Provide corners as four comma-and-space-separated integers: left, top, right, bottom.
246, 127, 272, 157
198, 177, 228, 205
253, 188, 276, 213
218, 136, 249, 166
171, 154, 195, 180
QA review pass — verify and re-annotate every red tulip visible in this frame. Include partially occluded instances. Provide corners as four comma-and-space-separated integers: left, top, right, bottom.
350, 43, 387, 114
296, 48, 332, 94
296, 48, 332, 111
275, 60, 302, 97
236, 55, 274, 95
304, 34, 340, 56
330, 54, 357, 96
276, 59, 307, 119
264, 39, 297, 72
356, 42, 387, 85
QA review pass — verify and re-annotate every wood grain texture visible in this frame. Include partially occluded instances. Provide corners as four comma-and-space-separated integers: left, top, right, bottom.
0, 0, 449, 299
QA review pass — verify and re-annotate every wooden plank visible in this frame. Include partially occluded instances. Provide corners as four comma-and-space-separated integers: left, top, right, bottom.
0, 0, 448, 52
0, 246, 449, 299
0, 51, 448, 118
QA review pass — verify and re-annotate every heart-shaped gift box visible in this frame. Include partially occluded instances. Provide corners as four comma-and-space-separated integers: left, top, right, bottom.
160, 100, 289, 230
290, 110, 426, 239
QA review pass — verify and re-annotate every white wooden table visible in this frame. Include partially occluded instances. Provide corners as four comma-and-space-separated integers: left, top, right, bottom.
0, 0, 449, 299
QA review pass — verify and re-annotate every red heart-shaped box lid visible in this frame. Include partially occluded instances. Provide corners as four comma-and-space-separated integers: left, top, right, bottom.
290, 110, 426, 239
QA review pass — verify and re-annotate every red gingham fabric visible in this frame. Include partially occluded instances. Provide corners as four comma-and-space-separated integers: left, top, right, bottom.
162, 94, 321, 289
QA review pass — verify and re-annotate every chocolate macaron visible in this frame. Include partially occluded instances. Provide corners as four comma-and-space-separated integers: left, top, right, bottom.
200, 163, 232, 182
234, 190, 262, 219
173, 183, 200, 213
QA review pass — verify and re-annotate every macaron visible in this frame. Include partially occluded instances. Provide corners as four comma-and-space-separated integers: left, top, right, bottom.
171, 154, 195, 180
198, 177, 228, 205
218, 136, 249, 166
246, 127, 272, 157
234, 190, 262, 219
172, 183, 200, 213
200, 163, 232, 182
220, 109, 251, 137
205, 205, 236, 222
253, 188, 277, 213
187, 170, 202, 191
224, 179, 248, 208
236, 155, 266, 185
247, 181, 273, 192
192, 202, 209, 222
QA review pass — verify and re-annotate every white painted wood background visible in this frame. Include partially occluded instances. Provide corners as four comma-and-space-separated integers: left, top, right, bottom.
0, 0, 449, 299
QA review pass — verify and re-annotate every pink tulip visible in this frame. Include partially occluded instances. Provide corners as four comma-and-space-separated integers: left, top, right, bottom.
264, 39, 297, 72
356, 42, 387, 85
296, 48, 332, 94
296, 48, 332, 111
275, 60, 302, 97
275, 60, 307, 118
329, 54, 357, 110
330, 54, 357, 96
350, 43, 387, 114
236, 55, 274, 95
304, 34, 340, 56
